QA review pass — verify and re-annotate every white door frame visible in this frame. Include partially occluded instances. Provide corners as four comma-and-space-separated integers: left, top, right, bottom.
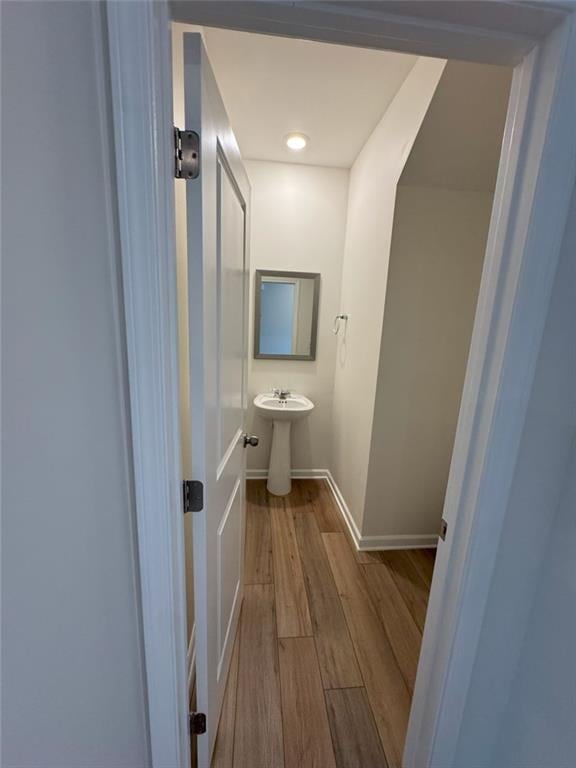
106, 2, 576, 766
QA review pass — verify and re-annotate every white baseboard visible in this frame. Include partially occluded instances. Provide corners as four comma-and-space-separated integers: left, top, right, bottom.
187, 624, 196, 696
323, 469, 363, 545
358, 534, 439, 550
247, 468, 438, 551
246, 467, 329, 480
246, 468, 267, 479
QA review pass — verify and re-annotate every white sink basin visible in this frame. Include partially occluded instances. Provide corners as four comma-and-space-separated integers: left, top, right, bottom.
254, 393, 314, 422
253, 392, 314, 495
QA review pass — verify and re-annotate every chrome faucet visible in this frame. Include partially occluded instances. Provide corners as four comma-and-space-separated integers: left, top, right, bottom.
272, 387, 291, 401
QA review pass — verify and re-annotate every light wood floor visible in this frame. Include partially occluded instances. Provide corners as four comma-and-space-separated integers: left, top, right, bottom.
211, 479, 435, 768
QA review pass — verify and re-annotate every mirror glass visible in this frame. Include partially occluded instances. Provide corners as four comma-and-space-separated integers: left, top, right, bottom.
254, 270, 320, 360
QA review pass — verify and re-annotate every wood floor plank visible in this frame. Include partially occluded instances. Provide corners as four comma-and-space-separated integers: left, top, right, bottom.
325, 688, 388, 768
377, 551, 430, 632
291, 480, 367, 560
278, 637, 337, 768
212, 627, 240, 768
214, 484, 435, 767
245, 481, 273, 584
234, 585, 284, 768
322, 533, 411, 768
293, 479, 344, 533
361, 563, 423, 694
284, 479, 309, 512
245, 478, 266, 502
271, 499, 313, 637
293, 511, 363, 689
405, 548, 435, 588
354, 549, 387, 564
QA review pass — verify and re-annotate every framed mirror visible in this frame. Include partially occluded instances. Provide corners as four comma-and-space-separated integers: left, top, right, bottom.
254, 270, 320, 360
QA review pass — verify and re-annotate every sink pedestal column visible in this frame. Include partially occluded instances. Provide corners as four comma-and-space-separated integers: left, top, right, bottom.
267, 420, 292, 496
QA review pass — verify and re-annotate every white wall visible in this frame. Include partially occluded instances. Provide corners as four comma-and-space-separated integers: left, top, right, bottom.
452, 185, 576, 767
337, 59, 510, 541
493, 449, 576, 768
246, 160, 349, 471
363, 186, 494, 538
331, 58, 446, 531
401, 60, 513, 192
2, 3, 149, 766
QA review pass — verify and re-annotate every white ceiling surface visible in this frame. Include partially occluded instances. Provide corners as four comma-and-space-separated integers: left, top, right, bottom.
401, 60, 512, 192
201, 27, 417, 168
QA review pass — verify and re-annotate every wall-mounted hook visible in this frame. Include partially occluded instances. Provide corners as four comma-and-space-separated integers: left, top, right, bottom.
332, 314, 349, 335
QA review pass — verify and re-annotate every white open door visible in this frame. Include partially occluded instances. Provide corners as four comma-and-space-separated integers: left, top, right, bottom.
182, 33, 250, 766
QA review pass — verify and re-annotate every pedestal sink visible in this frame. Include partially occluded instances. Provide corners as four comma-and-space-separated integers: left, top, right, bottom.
254, 392, 314, 496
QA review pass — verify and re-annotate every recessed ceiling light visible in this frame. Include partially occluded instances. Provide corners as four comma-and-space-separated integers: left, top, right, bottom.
285, 132, 308, 151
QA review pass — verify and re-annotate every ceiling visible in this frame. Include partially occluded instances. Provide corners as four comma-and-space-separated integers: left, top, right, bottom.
200, 27, 417, 168
400, 60, 512, 191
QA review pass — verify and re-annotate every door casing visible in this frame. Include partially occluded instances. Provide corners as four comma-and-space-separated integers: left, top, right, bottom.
106, 2, 576, 767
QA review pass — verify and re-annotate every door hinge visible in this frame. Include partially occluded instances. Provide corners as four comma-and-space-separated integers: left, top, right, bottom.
174, 127, 200, 179
183, 480, 203, 513
440, 518, 448, 541
189, 711, 206, 736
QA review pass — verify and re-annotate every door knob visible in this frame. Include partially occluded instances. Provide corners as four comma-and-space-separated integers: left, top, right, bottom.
242, 434, 259, 448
